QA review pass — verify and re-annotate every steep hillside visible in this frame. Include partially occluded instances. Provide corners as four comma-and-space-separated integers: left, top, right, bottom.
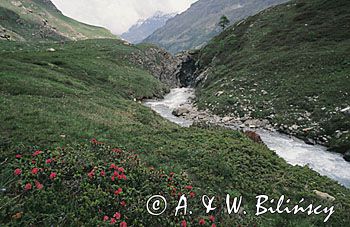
143, 0, 289, 53
0, 0, 116, 41
121, 11, 176, 44
194, 0, 350, 154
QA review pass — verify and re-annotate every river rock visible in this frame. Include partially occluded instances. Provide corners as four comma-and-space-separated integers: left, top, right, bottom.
244, 119, 269, 128
215, 91, 224, 97
244, 131, 264, 144
172, 107, 190, 117
344, 150, 350, 162
340, 106, 350, 116
222, 116, 233, 123
313, 190, 335, 202
305, 138, 316, 145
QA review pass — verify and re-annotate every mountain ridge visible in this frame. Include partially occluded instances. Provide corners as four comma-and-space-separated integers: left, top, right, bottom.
143, 0, 289, 53
121, 11, 176, 44
0, 0, 116, 41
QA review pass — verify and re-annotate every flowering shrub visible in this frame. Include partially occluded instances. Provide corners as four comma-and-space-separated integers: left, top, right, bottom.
1, 140, 221, 226
11, 148, 63, 193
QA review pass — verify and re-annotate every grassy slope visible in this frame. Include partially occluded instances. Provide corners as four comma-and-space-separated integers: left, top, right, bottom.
196, 0, 350, 152
0, 39, 350, 226
0, 0, 116, 41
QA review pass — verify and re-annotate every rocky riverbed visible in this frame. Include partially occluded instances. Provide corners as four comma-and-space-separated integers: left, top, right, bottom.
144, 88, 350, 188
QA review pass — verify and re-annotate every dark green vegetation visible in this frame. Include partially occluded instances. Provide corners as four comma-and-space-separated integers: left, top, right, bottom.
195, 0, 350, 153
0, 39, 350, 226
143, 0, 288, 53
0, 0, 116, 41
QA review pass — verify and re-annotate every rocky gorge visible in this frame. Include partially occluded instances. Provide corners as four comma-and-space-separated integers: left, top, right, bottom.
161, 51, 350, 163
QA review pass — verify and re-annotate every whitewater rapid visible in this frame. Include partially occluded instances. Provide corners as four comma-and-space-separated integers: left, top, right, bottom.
144, 88, 350, 188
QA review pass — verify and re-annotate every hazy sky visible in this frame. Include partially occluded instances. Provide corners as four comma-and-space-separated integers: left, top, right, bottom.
51, 0, 197, 35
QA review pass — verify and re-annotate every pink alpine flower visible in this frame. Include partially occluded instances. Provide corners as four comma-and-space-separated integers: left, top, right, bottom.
110, 218, 116, 224
35, 180, 43, 190
113, 212, 121, 219
199, 218, 205, 225
45, 159, 52, 164
209, 215, 215, 222
120, 221, 127, 227
14, 168, 22, 176
49, 172, 57, 180
88, 170, 95, 179
185, 185, 193, 190
31, 168, 39, 175
120, 201, 126, 207
181, 220, 187, 227
25, 183, 32, 191
103, 215, 109, 221
15, 154, 22, 159
114, 188, 122, 196
32, 150, 42, 156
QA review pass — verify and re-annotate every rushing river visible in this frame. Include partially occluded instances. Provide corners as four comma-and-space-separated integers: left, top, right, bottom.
144, 88, 350, 188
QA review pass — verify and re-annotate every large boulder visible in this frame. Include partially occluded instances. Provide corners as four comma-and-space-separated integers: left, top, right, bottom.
344, 150, 350, 162
172, 107, 190, 117
244, 131, 264, 144
313, 190, 335, 202
340, 107, 350, 116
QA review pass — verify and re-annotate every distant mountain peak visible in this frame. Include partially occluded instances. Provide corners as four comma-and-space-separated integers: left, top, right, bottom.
121, 11, 176, 44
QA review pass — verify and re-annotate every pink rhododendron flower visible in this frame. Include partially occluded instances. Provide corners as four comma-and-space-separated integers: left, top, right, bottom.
32, 150, 42, 156
120, 221, 127, 227
14, 168, 22, 176
45, 159, 52, 164
181, 220, 187, 227
199, 219, 205, 225
25, 183, 32, 191
114, 188, 122, 196
15, 154, 22, 159
88, 171, 95, 179
118, 174, 127, 180
185, 185, 193, 190
190, 192, 196, 198
50, 172, 57, 180
113, 212, 121, 219
210, 215, 215, 222
35, 180, 43, 190
120, 201, 126, 207
103, 216, 109, 221
118, 167, 125, 173
100, 170, 106, 177
212, 224, 217, 227
31, 168, 39, 175
110, 218, 116, 224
